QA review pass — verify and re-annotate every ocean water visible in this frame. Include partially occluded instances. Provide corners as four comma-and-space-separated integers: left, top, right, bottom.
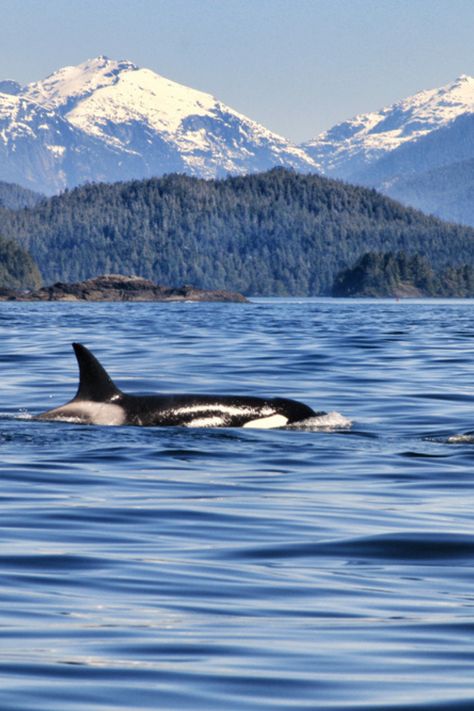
1, 298, 474, 710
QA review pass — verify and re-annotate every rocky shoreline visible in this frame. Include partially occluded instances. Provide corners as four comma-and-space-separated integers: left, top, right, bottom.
0, 274, 248, 303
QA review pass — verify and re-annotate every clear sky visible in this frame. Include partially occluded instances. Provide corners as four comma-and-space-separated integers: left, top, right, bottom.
2, 0, 474, 142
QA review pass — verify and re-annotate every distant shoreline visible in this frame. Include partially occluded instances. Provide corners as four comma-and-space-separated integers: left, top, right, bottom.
0, 274, 248, 303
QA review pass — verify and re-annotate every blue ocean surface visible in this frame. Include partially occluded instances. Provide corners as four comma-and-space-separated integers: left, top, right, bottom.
1, 298, 474, 710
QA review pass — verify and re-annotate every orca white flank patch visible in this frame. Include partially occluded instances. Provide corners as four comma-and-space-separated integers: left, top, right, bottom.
242, 414, 288, 429
185, 416, 226, 427
44, 401, 126, 426
175, 403, 273, 418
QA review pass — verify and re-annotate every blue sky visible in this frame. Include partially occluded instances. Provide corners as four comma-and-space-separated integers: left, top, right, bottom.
3, 0, 474, 142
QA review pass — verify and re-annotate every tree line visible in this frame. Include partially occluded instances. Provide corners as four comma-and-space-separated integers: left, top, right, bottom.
1, 169, 474, 295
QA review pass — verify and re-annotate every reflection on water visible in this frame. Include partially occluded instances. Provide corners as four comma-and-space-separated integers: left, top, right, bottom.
1, 298, 474, 710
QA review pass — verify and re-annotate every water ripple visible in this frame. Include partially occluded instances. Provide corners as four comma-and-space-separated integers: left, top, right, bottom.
1, 299, 474, 710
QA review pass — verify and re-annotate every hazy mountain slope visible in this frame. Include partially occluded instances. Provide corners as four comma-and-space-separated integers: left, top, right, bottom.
386, 156, 474, 226
2, 170, 473, 295
352, 112, 474, 187
303, 75, 474, 181
0, 181, 43, 209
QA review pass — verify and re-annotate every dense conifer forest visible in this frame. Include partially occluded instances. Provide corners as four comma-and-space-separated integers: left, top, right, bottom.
332, 251, 474, 297
0, 235, 42, 290
1, 169, 474, 295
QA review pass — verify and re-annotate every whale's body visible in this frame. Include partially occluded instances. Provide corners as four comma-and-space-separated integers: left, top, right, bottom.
37, 343, 321, 429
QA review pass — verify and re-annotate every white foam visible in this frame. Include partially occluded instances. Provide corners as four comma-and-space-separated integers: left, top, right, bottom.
13, 411, 33, 420
447, 433, 474, 444
286, 411, 352, 431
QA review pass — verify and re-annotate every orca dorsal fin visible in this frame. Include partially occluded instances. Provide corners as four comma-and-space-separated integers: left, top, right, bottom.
72, 343, 122, 402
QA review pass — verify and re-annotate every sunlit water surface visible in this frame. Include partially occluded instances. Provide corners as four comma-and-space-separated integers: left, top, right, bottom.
1, 298, 474, 710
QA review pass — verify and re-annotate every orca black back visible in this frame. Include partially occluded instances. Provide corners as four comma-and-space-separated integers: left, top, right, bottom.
37, 343, 321, 428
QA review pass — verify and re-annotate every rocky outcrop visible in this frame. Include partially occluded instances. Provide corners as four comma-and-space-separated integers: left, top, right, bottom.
0, 274, 248, 303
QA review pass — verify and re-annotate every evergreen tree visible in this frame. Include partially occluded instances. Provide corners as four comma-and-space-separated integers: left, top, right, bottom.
1, 169, 474, 295
332, 251, 474, 297
0, 234, 42, 289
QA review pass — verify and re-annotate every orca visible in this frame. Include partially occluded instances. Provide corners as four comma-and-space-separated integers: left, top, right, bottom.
36, 343, 322, 429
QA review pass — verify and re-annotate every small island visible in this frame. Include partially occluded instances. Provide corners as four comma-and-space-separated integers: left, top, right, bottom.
332, 252, 474, 298
0, 274, 248, 303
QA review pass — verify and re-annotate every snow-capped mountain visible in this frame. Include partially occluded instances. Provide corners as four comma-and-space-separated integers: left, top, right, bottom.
5, 59, 474, 225
302, 75, 474, 225
0, 56, 317, 194
303, 74, 474, 182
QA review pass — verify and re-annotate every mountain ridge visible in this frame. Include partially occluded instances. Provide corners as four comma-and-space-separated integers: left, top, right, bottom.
303, 74, 474, 180
3, 59, 474, 225
0, 56, 317, 194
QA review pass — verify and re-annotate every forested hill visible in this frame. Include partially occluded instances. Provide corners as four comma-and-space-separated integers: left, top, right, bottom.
2, 169, 474, 295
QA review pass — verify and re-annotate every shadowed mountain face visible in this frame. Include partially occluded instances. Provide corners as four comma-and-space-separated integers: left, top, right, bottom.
0, 56, 317, 195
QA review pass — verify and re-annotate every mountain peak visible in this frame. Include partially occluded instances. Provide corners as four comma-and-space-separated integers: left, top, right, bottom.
80, 55, 138, 74
0, 55, 316, 194
453, 74, 473, 83
23, 56, 138, 110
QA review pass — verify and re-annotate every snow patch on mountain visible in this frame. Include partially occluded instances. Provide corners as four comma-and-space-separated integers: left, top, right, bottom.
14, 56, 317, 188
0, 94, 58, 144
